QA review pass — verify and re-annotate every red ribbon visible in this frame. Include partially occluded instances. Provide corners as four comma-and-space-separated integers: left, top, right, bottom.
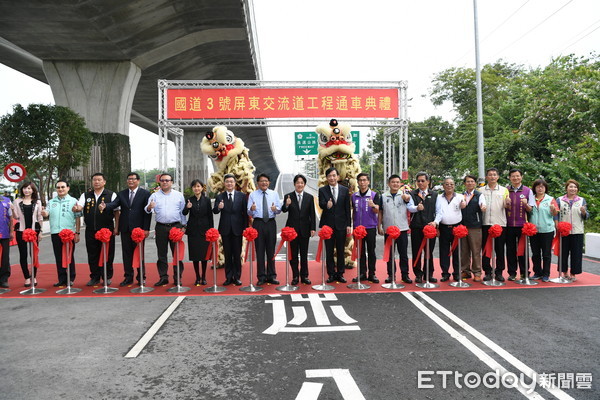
483, 224, 503, 258
517, 223, 537, 256
172, 240, 185, 267
412, 225, 437, 267
273, 227, 298, 260
244, 240, 257, 262
382, 226, 401, 262
449, 225, 469, 257
315, 226, 333, 262
205, 228, 220, 261
98, 242, 112, 266
351, 226, 368, 261
62, 241, 72, 269
132, 241, 143, 269
22, 229, 40, 267
552, 221, 572, 256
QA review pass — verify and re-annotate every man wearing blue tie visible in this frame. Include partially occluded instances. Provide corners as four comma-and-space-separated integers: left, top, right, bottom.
248, 173, 281, 285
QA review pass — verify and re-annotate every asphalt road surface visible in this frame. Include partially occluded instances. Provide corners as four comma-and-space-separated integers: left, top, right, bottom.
1, 174, 598, 399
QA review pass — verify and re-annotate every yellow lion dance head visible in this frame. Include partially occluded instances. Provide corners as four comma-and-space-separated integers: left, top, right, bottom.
315, 118, 355, 164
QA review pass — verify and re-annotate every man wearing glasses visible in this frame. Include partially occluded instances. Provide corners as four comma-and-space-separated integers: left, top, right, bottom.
146, 173, 186, 286
42, 180, 82, 286
408, 172, 439, 283
100, 172, 152, 286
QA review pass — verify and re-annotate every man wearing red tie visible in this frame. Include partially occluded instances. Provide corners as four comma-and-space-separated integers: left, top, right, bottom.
318, 167, 352, 283
282, 174, 316, 285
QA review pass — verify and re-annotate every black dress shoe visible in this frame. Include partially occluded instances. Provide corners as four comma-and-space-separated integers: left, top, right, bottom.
385, 276, 394, 283
483, 274, 492, 281
257, 279, 266, 286
154, 278, 169, 286
291, 278, 299, 285
201, 279, 207, 285
194, 279, 201, 286
352, 274, 367, 283
301, 278, 312, 285
53, 281, 67, 287
223, 279, 232, 286
0, 281, 9, 288
415, 276, 423, 284
440, 275, 450, 282
234, 279, 242, 286
267, 279, 280, 285
368, 276, 380, 284
86, 278, 100, 286
401, 275, 413, 284
326, 277, 336, 283
452, 274, 460, 281
495, 275, 505, 282
120, 279, 133, 287
337, 276, 347, 283
428, 277, 438, 283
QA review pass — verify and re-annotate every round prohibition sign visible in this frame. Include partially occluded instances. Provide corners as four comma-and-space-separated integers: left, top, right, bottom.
3, 163, 27, 182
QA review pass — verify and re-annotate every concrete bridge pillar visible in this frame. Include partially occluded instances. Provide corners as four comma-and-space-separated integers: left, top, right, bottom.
182, 130, 209, 191
43, 60, 141, 192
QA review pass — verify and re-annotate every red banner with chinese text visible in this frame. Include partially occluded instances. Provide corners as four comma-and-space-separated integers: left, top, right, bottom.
166, 88, 399, 119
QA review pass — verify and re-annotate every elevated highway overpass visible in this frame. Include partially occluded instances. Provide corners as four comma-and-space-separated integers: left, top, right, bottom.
0, 0, 279, 189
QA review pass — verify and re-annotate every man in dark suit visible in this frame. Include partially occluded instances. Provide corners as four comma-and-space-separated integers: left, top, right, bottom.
318, 167, 352, 283
282, 174, 316, 285
101, 172, 152, 286
213, 174, 248, 286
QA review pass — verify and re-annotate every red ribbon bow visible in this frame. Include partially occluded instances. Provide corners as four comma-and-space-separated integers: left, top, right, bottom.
449, 224, 469, 256
483, 224, 503, 258
59, 229, 75, 269
517, 223, 538, 256
95, 228, 113, 266
315, 226, 333, 262
169, 227, 185, 267
552, 221, 573, 256
412, 225, 437, 267
351, 226, 368, 261
273, 227, 298, 260
383, 226, 401, 262
205, 228, 221, 260
131, 227, 146, 268
243, 227, 258, 262
22, 228, 40, 268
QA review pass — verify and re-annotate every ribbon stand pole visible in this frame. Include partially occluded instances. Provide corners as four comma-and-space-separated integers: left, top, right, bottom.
348, 238, 370, 290
550, 236, 571, 284
483, 238, 505, 287
168, 242, 190, 293
241, 241, 262, 292
516, 236, 537, 286
93, 243, 118, 294
312, 240, 334, 291
277, 241, 298, 292
21, 242, 46, 295
382, 238, 403, 290
132, 241, 153, 293
57, 241, 81, 294
450, 240, 470, 288
417, 239, 439, 289
205, 242, 226, 293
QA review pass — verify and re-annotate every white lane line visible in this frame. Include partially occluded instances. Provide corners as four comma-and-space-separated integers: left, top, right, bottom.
124, 296, 186, 358
289, 306, 308, 326
416, 292, 575, 400
295, 382, 323, 400
401, 292, 545, 399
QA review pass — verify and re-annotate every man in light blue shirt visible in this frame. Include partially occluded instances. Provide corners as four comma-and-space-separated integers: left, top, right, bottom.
146, 173, 186, 286
247, 173, 281, 285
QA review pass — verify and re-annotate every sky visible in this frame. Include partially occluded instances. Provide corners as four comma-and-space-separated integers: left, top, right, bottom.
1, 0, 598, 176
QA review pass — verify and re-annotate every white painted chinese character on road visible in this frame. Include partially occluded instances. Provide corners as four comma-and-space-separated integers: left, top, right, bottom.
263, 293, 360, 335
295, 369, 366, 400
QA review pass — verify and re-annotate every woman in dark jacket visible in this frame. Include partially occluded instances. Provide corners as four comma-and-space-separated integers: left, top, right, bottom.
183, 180, 214, 285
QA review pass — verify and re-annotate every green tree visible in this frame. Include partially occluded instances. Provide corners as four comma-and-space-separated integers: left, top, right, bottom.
0, 104, 93, 202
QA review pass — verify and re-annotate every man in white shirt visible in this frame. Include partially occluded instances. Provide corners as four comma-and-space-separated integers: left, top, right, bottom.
431, 177, 465, 282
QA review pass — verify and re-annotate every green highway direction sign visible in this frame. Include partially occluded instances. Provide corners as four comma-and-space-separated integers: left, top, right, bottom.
295, 131, 360, 156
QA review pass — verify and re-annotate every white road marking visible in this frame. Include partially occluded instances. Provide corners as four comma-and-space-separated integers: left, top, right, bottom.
304, 369, 366, 400
124, 296, 186, 358
415, 292, 575, 400
295, 382, 323, 399
330, 305, 358, 324
289, 306, 308, 325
